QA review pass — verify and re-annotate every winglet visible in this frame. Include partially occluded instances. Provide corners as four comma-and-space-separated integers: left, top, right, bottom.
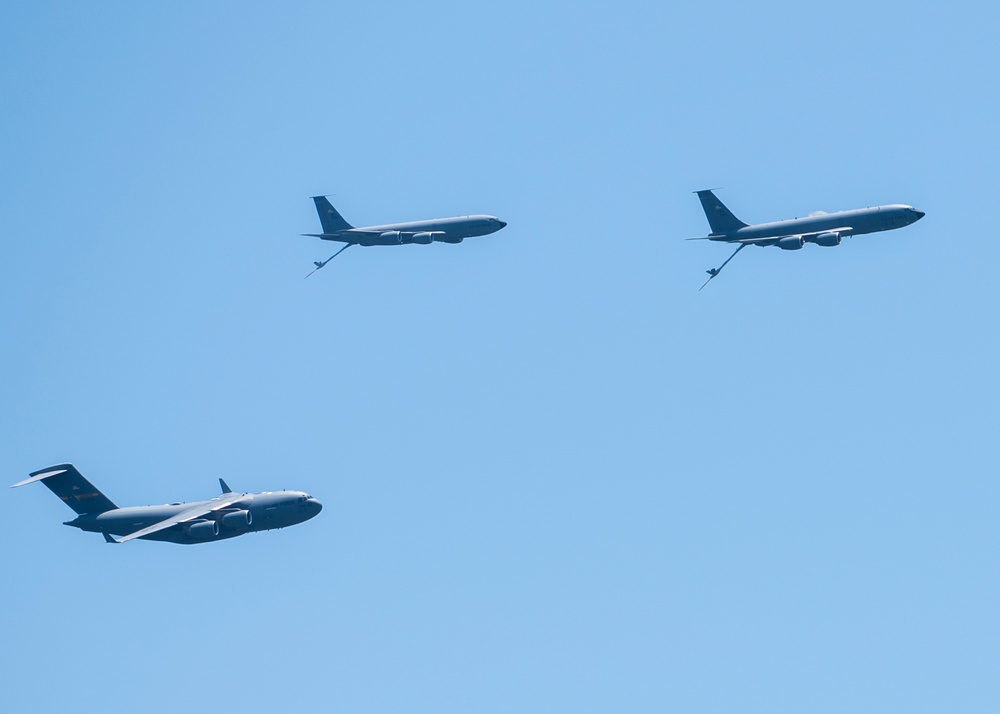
103, 532, 119, 544
219, 478, 232, 494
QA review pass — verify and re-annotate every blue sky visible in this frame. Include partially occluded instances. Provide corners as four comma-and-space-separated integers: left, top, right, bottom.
2, 1, 999, 711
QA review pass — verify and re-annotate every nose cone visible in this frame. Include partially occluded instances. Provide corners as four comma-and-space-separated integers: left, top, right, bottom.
912, 208, 925, 220
308, 497, 322, 516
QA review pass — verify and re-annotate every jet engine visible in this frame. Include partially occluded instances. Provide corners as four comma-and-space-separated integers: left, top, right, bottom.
221, 509, 252, 529
409, 232, 436, 244
809, 231, 842, 247
775, 236, 805, 250
434, 235, 463, 244
380, 230, 402, 243
185, 519, 219, 539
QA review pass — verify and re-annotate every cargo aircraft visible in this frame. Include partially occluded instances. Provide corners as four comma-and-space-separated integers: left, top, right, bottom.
691, 190, 924, 289
303, 196, 507, 277
12, 463, 322, 544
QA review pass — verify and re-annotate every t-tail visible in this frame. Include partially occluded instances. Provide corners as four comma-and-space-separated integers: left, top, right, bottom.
10, 464, 117, 515
696, 189, 748, 235
312, 196, 353, 234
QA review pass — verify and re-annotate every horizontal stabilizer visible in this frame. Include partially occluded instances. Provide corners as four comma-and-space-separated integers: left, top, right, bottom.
12, 463, 117, 515
11, 467, 69, 488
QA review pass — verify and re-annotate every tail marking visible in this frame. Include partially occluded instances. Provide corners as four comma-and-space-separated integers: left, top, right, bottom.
11, 464, 117, 515
695, 189, 748, 235
311, 196, 353, 233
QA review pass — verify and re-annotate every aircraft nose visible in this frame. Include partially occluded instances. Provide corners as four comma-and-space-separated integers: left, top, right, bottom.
310, 497, 322, 514
912, 208, 925, 219
497, 219, 507, 229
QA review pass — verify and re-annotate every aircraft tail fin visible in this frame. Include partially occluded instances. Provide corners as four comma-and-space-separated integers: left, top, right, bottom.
11, 464, 118, 515
312, 196, 353, 233
695, 190, 748, 235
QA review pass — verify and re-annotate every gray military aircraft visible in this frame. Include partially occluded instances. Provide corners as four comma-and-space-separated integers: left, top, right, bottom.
12, 463, 322, 544
302, 196, 507, 277
691, 189, 925, 289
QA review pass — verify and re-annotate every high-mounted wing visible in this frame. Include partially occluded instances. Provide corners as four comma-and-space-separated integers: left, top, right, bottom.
113, 492, 244, 543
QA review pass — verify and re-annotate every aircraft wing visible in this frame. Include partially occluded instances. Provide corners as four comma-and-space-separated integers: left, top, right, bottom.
113, 493, 244, 543
732, 227, 854, 245
731, 236, 785, 245
301, 230, 382, 243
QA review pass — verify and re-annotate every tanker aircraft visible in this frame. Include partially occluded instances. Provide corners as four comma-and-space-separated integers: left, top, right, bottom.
303, 196, 507, 277
12, 463, 322, 544
691, 189, 925, 289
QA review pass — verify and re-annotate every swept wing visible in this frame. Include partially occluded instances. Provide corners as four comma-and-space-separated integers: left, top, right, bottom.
113, 492, 245, 543
301, 230, 381, 242
731, 227, 853, 245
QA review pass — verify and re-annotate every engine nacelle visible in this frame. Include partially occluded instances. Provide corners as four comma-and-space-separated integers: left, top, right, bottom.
380, 230, 402, 243
434, 235, 463, 244
810, 231, 842, 247
409, 232, 434, 244
185, 519, 219, 539
221, 509, 252, 529
775, 236, 804, 250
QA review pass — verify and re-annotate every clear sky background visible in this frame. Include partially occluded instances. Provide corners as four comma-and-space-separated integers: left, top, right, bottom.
2, 1, 998, 711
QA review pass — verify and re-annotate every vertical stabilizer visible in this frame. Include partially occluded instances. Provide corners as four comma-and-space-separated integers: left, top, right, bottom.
696, 190, 748, 235
11, 464, 117, 515
311, 196, 353, 233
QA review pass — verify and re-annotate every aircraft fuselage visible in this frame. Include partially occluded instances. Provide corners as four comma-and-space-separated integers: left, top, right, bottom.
64, 491, 322, 545
336, 215, 505, 246
709, 204, 925, 242
692, 189, 925, 288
